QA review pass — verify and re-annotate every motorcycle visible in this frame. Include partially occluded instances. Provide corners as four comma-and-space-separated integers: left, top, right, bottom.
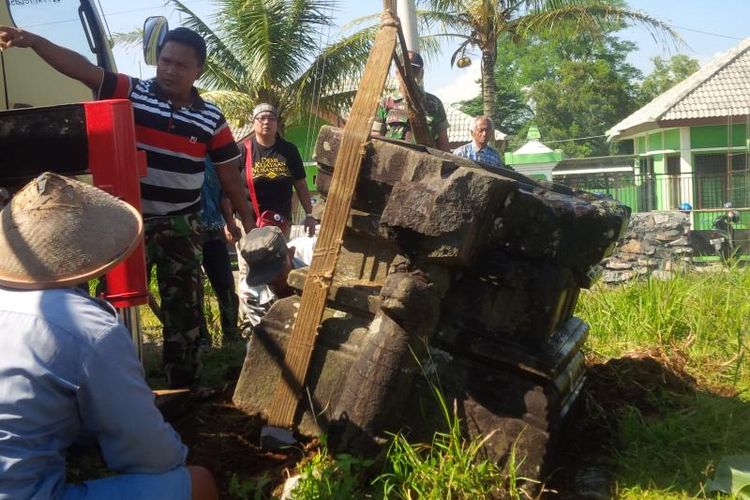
710, 202, 741, 261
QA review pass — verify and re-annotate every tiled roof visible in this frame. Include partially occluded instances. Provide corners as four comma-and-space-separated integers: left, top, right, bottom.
445, 104, 507, 143
607, 37, 750, 140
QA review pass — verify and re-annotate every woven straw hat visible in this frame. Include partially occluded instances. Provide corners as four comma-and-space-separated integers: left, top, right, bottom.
0, 172, 142, 289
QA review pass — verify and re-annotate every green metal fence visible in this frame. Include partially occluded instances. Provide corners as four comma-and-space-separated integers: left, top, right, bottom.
555, 171, 750, 230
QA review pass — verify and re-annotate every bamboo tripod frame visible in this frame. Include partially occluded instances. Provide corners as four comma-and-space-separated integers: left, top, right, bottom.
265, 17, 400, 428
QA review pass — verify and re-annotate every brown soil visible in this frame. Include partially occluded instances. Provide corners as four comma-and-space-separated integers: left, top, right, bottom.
69, 347, 707, 498
170, 385, 317, 498
544, 348, 701, 498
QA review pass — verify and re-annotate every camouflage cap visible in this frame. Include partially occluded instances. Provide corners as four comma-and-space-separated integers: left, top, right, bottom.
240, 226, 288, 287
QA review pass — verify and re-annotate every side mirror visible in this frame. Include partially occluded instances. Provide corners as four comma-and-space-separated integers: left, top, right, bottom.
143, 16, 169, 66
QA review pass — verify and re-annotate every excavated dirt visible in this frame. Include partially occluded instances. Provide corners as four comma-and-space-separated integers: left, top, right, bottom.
165, 348, 705, 498
68, 348, 706, 498
170, 385, 317, 498
544, 348, 702, 498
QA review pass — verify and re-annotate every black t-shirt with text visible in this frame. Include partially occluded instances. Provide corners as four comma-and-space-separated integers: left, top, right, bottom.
243, 136, 306, 220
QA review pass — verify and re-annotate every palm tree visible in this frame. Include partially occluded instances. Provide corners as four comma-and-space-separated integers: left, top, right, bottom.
417, 0, 681, 122
119, 0, 376, 131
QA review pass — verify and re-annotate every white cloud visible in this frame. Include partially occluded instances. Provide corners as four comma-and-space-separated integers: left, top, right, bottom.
427, 64, 482, 106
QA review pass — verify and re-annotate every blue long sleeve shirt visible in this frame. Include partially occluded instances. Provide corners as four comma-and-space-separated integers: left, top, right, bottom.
0, 287, 187, 499
452, 141, 504, 169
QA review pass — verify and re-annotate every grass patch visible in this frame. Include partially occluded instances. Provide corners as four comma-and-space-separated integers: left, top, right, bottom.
578, 267, 750, 393
290, 361, 518, 499
292, 439, 374, 500
132, 262, 750, 498
139, 270, 244, 388
374, 396, 508, 499
576, 267, 750, 498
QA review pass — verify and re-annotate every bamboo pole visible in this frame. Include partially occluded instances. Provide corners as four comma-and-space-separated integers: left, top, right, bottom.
265, 15, 400, 429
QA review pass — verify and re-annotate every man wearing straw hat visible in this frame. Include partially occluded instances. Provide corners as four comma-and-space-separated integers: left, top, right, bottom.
0, 173, 217, 499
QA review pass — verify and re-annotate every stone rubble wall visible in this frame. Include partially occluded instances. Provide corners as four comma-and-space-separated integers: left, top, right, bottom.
602, 211, 693, 284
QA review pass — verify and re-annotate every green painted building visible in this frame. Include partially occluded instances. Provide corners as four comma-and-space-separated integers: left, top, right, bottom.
607, 36, 750, 228
503, 125, 564, 180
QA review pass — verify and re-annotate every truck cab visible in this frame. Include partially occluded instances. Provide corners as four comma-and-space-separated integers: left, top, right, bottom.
0, 0, 116, 110
0, 2, 164, 354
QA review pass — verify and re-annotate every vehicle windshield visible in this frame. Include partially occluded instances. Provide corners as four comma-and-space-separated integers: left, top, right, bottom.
6, 0, 99, 64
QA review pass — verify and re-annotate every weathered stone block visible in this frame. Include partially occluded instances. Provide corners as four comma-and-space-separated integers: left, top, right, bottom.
333, 230, 397, 284
439, 259, 579, 345
317, 126, 628, 278
232, 126, 632, 489
233, 296, 370, 435
667, 236, 690, 247
380, 170, 512, 265
603, 269, 635, 283
492, 188, 628, 280
287, 268, 383, 315
433, 315, 588, 382
606, 259, 633, 270
402, 347, 586, 486
655, 229, 681, 241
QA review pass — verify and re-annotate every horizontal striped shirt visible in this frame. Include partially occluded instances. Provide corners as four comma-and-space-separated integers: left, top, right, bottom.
99, 73, 240, 216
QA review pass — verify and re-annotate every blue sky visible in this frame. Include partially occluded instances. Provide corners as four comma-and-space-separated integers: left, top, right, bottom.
98, 0, 748, 104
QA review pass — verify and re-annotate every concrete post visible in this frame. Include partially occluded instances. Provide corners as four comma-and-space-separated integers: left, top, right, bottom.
396, 0, 419, 52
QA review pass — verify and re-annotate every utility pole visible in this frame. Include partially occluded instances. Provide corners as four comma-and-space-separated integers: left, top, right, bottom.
396, 0, 419, 53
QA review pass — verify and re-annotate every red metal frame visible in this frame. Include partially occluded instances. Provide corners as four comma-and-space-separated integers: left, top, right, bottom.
84, 100, 149, 308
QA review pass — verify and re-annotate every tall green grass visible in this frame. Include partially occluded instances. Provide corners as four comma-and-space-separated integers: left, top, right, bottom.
374, 393, 508, 499
143, 263, 750, 498
578, 267, 750, 393
577, 267, 750, 498
138, 270, 241, 388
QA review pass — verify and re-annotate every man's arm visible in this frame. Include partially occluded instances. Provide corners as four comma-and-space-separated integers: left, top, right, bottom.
0, 26, 103, 90
287, 144, 316, 236
215, 157, 256, 233
436, 128, 450, 152
294, 179, 316, 236
220, 195, 241, 243
430, 97, 451, 152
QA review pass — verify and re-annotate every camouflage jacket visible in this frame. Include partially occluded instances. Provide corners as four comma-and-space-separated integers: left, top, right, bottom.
372, 91, 449, 144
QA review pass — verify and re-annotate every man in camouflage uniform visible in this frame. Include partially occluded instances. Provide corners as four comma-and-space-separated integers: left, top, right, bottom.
372, 50, 450, 152
0, 24, 257, 390
144, 215, 207, 387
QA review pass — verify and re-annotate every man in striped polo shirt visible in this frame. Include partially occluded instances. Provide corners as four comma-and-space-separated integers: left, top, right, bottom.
1, 25, 255, 389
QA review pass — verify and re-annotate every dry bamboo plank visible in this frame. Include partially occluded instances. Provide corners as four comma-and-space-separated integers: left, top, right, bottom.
265, 17, 399, 429
392, 26, 434, 148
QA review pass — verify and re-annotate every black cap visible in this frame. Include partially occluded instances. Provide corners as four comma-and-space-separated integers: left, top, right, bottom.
240, 227, 288, 287
406, 50, 424, 69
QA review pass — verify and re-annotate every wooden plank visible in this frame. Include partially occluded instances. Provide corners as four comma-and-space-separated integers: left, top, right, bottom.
392, 26, 434, 148
265, 19, 399, 429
